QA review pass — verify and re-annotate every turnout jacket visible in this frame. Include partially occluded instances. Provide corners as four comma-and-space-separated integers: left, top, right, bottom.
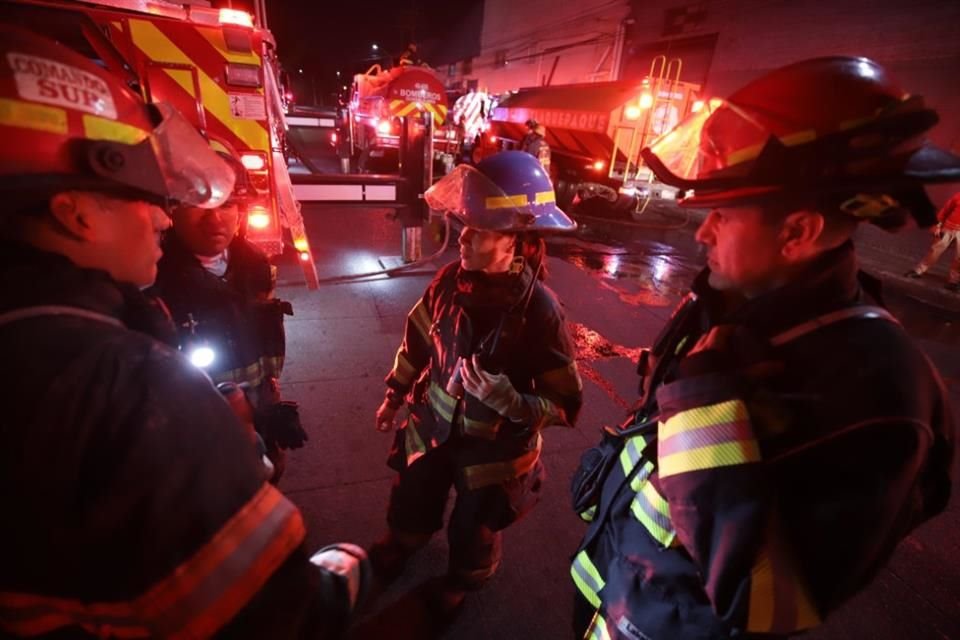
572, 243, 954, 639
150, 233, 290, 395
385, 261, 583, 489
0, 244, 359, 639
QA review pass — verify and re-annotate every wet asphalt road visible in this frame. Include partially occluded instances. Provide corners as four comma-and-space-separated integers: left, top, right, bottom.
274, 202, 960, 640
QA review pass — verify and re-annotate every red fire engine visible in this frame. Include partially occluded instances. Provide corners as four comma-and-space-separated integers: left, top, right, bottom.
3, 0, 320, 288
488, 57, 702, 213
348, 63, 456, 172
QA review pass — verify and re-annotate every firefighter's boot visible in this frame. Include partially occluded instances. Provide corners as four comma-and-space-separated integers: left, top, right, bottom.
366, 529, 431, 600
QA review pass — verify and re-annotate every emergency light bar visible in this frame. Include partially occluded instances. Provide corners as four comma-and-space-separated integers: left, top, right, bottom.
219, 8, 253, 27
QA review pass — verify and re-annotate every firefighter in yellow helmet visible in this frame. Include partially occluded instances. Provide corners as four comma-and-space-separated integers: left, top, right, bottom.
570, 56, 957, 639
0, 24, 367, 638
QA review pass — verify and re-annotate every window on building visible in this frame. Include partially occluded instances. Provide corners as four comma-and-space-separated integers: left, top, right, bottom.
494, 50, 508, 68
448, 64, 456, 77
462, 58, 473, 75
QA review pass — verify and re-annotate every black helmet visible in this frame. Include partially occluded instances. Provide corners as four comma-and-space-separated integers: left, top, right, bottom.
642, 56, 960, 228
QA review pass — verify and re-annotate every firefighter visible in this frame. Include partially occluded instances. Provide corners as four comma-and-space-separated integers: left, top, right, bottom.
398, 42, 422, 67
570, 56, 957, 639
0, 25, 367, 638
370, 150, 583, 622
905, 190, 960, 290
521, 120, 551, 173
149, 145, 307, 482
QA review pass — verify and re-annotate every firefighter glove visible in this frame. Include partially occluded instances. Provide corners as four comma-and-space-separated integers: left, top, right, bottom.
460, 354, 526, 419
255, 400, 308, 449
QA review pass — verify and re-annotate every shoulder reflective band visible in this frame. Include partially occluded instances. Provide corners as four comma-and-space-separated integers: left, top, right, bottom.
658, 399, 761, 478
570, 550, 605, 610
0, 484, 305, 638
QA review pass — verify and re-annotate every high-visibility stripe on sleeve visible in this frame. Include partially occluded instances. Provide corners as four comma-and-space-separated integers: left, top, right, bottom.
462, 434, 541, 490
746, 544, 821, 634
390, 351, 418, 387
534, 363, 582, 397
570, 550, 605, 609
658, 399, 760, 477
0, 484, 305, 639
408, 299, 432, 343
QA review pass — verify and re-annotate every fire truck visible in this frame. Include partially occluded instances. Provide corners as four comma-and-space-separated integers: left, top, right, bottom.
488, 57, 702, 213
2, 0, 320, 288
348, 63, 456, 173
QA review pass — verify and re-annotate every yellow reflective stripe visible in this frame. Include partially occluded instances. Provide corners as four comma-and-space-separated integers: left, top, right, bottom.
659, 440, 761, 477
196, 26, 261, 65
463, 434, 541, 490
0, 485, 304, 639
747, 545, 822, 633
409, 299, 431, 343
462, 415, 500, 439
618, 434, 646, 476
660, 399, 748, 440
0, 98, 67, 135
570, 550, 605, 609
209, 356, 282, 388
530, 395, 566, 431
128, 20, 269, 151
578, 504, 597, 522
629, 479, 677, 547
724, 129, 817, 167
485, 194, 529, 209
534, 190, 555, 204
658, 399, 760, 477
427, 383, 456, 424
585, 613, 612, 640
535, 362, 582, 397
83, 114, 150, 144
627, 460, 654, 493
391, 351, 418, 386
404, 422, 427, 466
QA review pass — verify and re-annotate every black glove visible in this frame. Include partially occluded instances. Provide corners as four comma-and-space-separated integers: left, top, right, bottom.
255, 401, 309, 449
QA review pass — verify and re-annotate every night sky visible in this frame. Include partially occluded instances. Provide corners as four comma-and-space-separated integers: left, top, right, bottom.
258, 0, 481, 103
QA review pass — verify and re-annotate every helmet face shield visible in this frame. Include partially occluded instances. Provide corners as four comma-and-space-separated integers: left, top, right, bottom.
148, 103, 236, 208
642, 97, 780, 190
425, 163, 525, 230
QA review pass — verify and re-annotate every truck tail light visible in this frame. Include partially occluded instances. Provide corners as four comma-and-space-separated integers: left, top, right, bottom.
247, 206, 271, 230
240, 153, 267, 171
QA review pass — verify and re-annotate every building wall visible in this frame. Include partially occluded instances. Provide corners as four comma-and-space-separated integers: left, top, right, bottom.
452, 0, 631, 93
622, 0, 960, 199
